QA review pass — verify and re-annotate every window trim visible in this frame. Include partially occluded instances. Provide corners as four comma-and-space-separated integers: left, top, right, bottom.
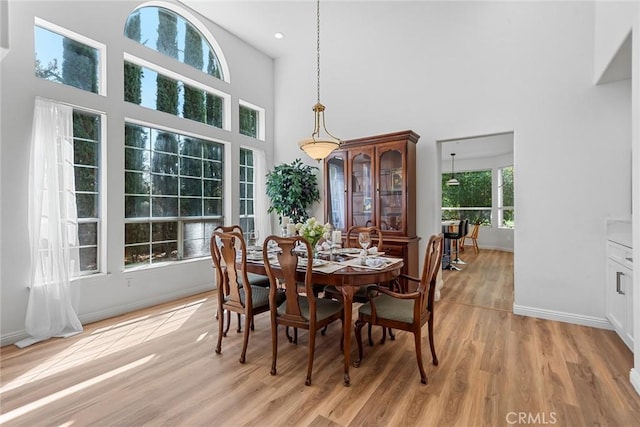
35, 17, 107, 96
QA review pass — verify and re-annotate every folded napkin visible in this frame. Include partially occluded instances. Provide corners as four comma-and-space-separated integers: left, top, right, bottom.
367, 246, 378, 255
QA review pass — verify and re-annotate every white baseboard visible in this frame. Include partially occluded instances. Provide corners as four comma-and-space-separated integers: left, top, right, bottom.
630, 368, 640, 397
513, 304, 614, 330
0, 283, 214, 347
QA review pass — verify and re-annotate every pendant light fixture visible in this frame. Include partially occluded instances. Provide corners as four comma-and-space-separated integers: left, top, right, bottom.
446, 153, 460, 186
297, 0, 342, 161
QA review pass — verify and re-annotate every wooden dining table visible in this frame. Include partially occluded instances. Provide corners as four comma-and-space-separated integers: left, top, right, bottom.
241, 253, 404, 386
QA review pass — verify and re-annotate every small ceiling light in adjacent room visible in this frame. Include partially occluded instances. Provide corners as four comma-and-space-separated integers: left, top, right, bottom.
274, 32, 284, 39
446, 153, 460, 186
298, 0, 342, 162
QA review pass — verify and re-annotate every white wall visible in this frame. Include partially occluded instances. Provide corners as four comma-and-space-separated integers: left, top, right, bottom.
274, 1, 632, 327
0, 0, 274, 345
594, 1, 636, 82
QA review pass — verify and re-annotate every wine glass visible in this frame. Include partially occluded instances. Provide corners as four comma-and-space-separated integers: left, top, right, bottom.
323, 223, 334, 260
248, 229, 259, 255
358, 231, 371, 252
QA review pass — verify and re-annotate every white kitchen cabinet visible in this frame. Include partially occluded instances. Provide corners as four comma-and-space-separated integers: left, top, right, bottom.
606, 240, 634, 351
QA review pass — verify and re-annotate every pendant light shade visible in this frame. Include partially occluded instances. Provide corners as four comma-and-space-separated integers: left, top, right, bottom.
446, 153, 460, 186
298, 0, 342, 161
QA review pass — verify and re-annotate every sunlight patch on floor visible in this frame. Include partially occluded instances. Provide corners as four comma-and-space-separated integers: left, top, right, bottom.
0, 355, 154, 425
0, 298, 207, 394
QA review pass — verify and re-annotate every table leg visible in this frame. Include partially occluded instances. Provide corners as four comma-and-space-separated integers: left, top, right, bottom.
339, 285, 355, 386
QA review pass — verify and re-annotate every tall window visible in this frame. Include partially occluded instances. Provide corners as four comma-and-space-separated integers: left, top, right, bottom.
123, 5, 235, 269
73, 110, 101, 273
239, 148, 255, 233
498, 166, 514, 228
442, 170, 492, 225
34, 18, 103, 275
34, 20, 102, 94
124, 123, 224, 267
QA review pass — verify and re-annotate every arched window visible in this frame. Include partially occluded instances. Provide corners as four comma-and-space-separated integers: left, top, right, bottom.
124, 5, 226, 81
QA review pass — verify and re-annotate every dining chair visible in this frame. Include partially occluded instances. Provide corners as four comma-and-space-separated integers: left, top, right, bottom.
323, 225, 390, 346
451, 219, 468, 265
214, 225, 270, 335
460, 221, 480, 254
262, 235, 344, 386
210, 229, 284, 364
354, 234, 444, 384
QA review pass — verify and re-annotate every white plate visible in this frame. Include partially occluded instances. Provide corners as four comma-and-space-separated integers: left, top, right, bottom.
247, 253, 274, 261
339, 248, 361, 254
343, 252, 385, 258
299, 258, 327, 267
365, 258, 388, 268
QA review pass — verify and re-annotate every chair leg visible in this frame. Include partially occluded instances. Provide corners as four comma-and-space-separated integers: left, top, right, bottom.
305, 327, 317, 386
381, 327, 394, 344
215, 306, 223, 354
414, 330, 427, 385
239, 313, 252, 364
354, 319, 365, 367
236, 313, 242, 333
368, 324, 374, 346
270, 321, 278, 376
223, 310, 231, 336
428, 315, 438, 366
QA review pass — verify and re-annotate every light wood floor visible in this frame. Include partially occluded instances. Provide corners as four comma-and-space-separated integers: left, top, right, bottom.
1, 249, 639, 426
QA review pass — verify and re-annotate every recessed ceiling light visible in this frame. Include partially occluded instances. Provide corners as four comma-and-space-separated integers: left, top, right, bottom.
274, 32, 284, 40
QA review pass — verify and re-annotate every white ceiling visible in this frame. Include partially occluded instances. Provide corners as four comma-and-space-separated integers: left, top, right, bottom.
440, 133, 514, 161
182, 0, 317, 60
183, 1, 515, 161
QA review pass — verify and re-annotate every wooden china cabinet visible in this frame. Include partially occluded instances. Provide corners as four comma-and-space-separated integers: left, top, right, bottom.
324, 130, 420, 281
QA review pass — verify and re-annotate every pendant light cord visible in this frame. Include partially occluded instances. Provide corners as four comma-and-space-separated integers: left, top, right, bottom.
316, 0, 321, 104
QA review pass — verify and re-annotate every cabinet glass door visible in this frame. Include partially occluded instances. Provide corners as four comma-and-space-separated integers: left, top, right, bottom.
326, 154, 346, 230
378, 148, 403, 232
351, 152, 373, 227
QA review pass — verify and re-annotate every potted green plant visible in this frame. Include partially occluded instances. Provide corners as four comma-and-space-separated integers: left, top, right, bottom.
265, 158, 321, 224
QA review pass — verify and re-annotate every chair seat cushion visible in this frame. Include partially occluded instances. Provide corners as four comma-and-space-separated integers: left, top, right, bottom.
358, 294, 414, 324
238, 273, 271, 288
227, 285, 285, 309
277, 297, 343, 322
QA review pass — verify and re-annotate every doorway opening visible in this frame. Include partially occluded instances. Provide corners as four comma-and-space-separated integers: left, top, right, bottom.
437, 131, 515, 312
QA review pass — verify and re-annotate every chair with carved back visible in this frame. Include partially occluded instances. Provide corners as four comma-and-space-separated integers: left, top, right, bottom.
262, 235, 344, 386
213, 225, 271, 335
210, 229, 284, 363
324, 225, 391, 345
354, 234, 444, 384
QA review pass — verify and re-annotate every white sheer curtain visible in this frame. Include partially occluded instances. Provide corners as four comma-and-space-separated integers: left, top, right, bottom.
16, 98, 83, 348
253, 149, 271, 239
